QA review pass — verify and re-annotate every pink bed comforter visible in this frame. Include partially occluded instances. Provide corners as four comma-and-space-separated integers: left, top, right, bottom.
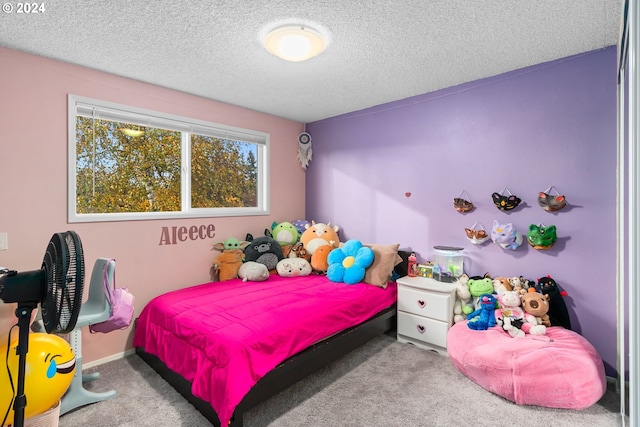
133, 274, 397, 426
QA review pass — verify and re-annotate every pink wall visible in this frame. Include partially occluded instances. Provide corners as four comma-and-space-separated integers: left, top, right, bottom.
0, 47, 305, 363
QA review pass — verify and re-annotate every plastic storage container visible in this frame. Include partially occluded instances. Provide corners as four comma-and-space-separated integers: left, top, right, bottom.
432, 246, 464, 282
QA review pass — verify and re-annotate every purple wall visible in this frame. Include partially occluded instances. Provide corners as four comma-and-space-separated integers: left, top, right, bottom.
306, 46, 619, 376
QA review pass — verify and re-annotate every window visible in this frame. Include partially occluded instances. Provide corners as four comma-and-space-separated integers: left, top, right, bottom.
68, 95, 269, 222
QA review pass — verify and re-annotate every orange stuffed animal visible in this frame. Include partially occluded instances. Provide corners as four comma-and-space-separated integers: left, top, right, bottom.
299, 221, 340, 273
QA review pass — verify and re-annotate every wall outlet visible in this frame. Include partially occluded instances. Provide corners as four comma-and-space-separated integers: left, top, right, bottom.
0, 233, 7, 250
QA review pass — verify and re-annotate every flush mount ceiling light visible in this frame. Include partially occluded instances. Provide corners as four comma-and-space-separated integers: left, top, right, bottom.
118, 127, 145, 137
262, 23, 329, 62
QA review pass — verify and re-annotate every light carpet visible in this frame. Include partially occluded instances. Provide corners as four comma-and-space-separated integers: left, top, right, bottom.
58, 333, 624, 426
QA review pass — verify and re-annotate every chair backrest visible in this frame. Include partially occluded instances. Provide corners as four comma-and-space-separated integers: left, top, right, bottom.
76, 257, 113, 326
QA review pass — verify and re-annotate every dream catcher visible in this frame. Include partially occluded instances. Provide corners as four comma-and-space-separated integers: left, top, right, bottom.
297, 131, 312, 170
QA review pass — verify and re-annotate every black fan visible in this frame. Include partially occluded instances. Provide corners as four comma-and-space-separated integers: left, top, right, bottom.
0, 230, 85, 427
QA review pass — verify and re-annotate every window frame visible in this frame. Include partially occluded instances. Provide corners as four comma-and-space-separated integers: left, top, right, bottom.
68, 94, 270, 223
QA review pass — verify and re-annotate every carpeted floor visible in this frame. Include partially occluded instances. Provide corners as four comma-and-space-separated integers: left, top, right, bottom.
58, 333, 625, 426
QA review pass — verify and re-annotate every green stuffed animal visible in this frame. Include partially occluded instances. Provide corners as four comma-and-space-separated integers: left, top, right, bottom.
462, 275, 495, 316
269, 221, 300, 246
213, 237, 250, 252
212, 237, 250, 281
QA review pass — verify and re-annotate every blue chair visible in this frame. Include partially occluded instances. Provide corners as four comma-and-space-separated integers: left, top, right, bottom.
59, 258, 117, 415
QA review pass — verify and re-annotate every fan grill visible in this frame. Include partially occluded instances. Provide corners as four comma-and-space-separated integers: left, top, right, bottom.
41, 231, 84, 334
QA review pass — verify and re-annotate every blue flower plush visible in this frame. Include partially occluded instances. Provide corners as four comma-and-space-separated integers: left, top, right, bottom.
327, 240, 374, 284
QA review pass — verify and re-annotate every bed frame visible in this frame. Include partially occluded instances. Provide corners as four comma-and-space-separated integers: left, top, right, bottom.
135, 303, 396, 426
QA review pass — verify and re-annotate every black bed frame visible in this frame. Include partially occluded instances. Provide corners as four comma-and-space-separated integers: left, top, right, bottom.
135, 303, 397, 426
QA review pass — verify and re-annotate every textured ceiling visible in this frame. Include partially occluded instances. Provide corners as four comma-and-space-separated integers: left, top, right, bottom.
0, 0, 622, 123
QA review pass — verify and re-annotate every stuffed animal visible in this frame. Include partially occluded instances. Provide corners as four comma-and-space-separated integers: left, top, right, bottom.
299, 221, 341, 273
463, 275, 495, 316
310, 245, 333, 273
521, 291, 551, 328
212, 249, 245, 281
288, 242, 311, 262
211, 237, 251, 281
452, 274, 471, 323
491, 220, 523, 250
509, 276, 532, 296
212, 237, 250, 253
268, 221, 300, 247
466, 294, 497, 330
277, 257, 312, 278
238, 261, 270, 282
244, 235, 284, 272
492, 276, 512, 293
292, 219, 312, 236
494, 291, 544, 337
536, 275, 572, 329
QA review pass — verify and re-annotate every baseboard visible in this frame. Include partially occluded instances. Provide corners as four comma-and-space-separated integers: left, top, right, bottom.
82, 348, 136, 370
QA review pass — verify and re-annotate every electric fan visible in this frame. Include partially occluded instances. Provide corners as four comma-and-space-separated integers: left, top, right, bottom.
0, 231, 84, 427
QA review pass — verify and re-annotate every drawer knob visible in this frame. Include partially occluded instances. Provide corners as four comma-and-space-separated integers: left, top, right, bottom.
417, 300, 426, 308
416, 325, 426, 334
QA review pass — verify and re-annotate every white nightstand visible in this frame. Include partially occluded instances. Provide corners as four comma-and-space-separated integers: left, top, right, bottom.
396, 275, 457, 355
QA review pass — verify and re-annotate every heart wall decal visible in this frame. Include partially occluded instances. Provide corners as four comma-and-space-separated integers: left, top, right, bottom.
405, 192, 412, 198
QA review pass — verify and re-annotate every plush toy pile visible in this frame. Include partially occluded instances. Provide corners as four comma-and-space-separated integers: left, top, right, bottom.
447, 274, 606, 411
209, 218, 404, 288
453, 273, 571, 338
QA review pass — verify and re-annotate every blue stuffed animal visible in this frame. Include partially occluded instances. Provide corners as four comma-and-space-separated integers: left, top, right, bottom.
467, 294, 497, 330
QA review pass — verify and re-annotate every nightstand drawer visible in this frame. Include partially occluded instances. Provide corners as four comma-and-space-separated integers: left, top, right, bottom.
397, 286, 451, 322
397, 312, 449, 349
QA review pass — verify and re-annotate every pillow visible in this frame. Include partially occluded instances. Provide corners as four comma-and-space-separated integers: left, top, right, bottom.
363, 243, 402, 288
327, 240, 374, 285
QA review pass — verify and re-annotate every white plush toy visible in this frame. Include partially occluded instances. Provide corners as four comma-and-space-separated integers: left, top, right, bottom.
276, 257, 312, 278
494, 291, 545, 338
238, 261, 270, 282
452, 274, 471, 323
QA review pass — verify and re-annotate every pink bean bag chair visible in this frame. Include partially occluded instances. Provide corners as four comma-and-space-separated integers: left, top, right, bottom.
447, 321, 606, 409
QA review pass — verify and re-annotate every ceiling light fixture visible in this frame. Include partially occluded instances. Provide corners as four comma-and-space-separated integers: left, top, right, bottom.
262, 24, 328, 62
118, 128, 145, 137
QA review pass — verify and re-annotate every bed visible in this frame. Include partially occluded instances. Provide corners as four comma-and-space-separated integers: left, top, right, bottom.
133, 273, 397, 426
